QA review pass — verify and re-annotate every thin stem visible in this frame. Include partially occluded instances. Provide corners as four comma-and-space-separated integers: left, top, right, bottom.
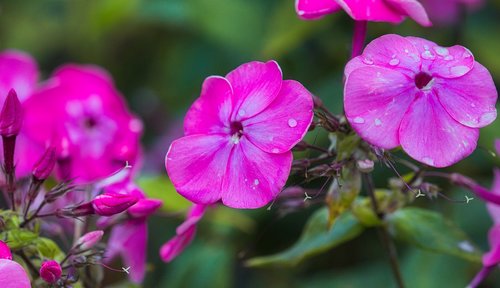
363, 173, 405, 288
20, 200, 47, 228
468, 266, 493, 288
3, 136, 17, 210
351, 21, 367, 59
17, 251, 38, 278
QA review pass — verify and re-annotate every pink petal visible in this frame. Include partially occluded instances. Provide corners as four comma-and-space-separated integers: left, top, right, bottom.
399, 92, 479, 167
184, 76, 233, 135
487, 169, 500, 224
344, 66, 415, 149
346, 34, 421, 77
335, 0, 405, 23
0, 50, 38, 102
226, 61, 282, 121
242, 80, 314, 154
221, 139, 292, 208
0, 259, 31, 288
483, 225, 500, 266
435, 62, 497, 128
295, 0, 342, 20
406, 37, 475, 78
385, 0, 432, 27
166, 134, 232, 204
160, 226, 197, 263
176, 204, 207, 235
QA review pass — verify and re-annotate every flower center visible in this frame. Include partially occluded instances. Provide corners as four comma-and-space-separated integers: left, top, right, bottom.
84, 117, 98, 129
230, 121, 243, 144
414, 72, 434, 90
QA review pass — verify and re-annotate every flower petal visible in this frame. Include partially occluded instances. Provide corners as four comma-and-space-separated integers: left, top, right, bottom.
487, 169, 500, 224
0, 50, 38, 102
221, 139, 292, 208
242, 80, 313, 154
0, 259, 31, 288
344, 66, 415, 149
184, 76, 233, 135
434, 62, 497, 128
483, 225, 500, 266
348, 34, 421, 77
166, 134, 232, 204
335, 0, 405, 23
295, 0, 342, 20
399, 92, 479, 167
226, 61, 282, 121
385, 0, 432, 27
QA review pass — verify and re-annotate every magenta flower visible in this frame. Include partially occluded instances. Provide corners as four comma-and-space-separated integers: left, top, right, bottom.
39, 260, 62, 284
420, 0, 483, 26
160, 204, 206, 262
344, 34, 497, 167
295, 0, 431, 26
0, 259, 31, 288
104, 182, 162, 283
166, 61, 314, 208
22, 64, 143, 183
0, 241, 12, 260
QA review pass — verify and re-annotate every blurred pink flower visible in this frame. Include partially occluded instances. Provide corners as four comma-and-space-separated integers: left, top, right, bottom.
160, 204, 206, 262
0, 241, 30, 288
344, 34, 497, 167
104, 182, 162, 283
0, 241, 12, 260
22, 65, 143, 183
295, 0, 431, 26
420, 0, 484, 26
166, 61, 314, 208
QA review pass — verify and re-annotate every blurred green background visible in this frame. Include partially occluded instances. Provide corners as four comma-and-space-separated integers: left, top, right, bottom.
1, 0, 499, 287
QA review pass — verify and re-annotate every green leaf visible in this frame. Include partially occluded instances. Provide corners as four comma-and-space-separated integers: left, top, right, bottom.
0, 229, 38, 249
33, 238, 65, 261
137, 176, 191, 213
387, 208, 483, 263
246, 209, 364, 267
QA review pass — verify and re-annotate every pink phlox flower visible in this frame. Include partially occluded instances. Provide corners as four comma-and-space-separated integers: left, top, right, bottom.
160, 204, 207, 263
420, 0, 484, 26
344, 34, 497, 167
166, 61, 314, 208
22, 64, 143, 183
0, 241, 30, 288
295, 0, 431, 26
103, 181, 161, 284
484, 142, 500, 267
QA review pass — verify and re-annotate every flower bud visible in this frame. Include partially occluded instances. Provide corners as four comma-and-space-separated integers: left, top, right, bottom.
39, 260, 62, 284
32, 146, 57, 181
0, 89, 23, 137
0, 240, 12, 260
62, 202, 95, 217
127, 198, 163, 218
76, 230, 104, 250
92, 193, 138, 216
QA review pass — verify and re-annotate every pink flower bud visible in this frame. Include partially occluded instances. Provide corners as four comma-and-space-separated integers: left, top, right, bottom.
76, 230, 104, 250
0, 89, 23, 137
0, 241, 12, 260
32, 146, 57, 180
66, 202, 95, 217
92, 193, 138, 216
127, 198, 163, 218
39, 260, 62, 283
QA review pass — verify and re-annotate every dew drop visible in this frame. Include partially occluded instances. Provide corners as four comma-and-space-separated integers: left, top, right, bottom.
444, 55, 454, 61
238, 109, 246, 117
421, 50, 435, 60
450, 65, 469, 76
253, 179, 259, 186
480, 112, 496, 123
404, 49, 409, 53
470, 103, 476, 108
353, 117, 365, 124
433, 46, 449, 56
422, 157, 434, 166
389, 58, 400, 66
374, 118, 382, 126
362, 57, 374, 65
288, 118, 297, 128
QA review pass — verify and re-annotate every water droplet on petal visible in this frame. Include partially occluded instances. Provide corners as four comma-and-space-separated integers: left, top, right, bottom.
433, 46, 449, 56
450, 65, 469, 76
353, 117, 365, 124
238, 109, 246, 117
374, 118, 382, 126
404, 49, 409, 53
480, 111, 496, 123
422, 157, 434, 166
444, 55, 454, 61
470, 103, 476, 108
362, 56, 374, 65
389, 58, 400, 66
421, 50, 435, 60
253, 179, 259, 186
288, 118, 297, 128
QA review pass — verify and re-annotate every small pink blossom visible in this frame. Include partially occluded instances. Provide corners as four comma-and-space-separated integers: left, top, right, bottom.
39, 260, 62, 284
76, 230, 104, 250
420, 0, 484, 26
0, 259, 31, 288
160, 204, 206, 262
0, 241, 12, 260
344, 34, 497, 167
295, 0, 431, 26
22, 64, 143, 183
166, 61, 314, 208
0, 89, 23, 138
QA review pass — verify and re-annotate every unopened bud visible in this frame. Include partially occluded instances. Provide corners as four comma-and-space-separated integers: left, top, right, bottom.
0, 89, 23, 137
63, 202, 95, 217
76, 230, 104, 250
0, 240, 12, 260
92, 193, 138, 216
32, 146, 56, 181
357, 159, 374, 173
128, 198, 162, 218
39, 260, 62, 284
